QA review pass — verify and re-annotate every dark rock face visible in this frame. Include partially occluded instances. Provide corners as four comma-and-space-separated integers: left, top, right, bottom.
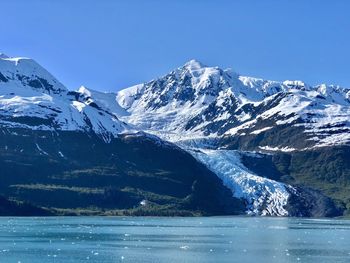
185, 94, 241, 135
0, 72, 8, 82
286, 187, 343, 217
27, 77, 54, 93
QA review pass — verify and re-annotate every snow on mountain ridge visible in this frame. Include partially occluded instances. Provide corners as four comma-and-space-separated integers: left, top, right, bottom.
78, 86, 129, 117
183, 59, 207, 70
0, 55, 67, 94
117, 59, 350, 148
0, 54, 129, 140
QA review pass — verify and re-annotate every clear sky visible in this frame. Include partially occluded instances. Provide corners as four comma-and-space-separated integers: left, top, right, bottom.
1, 0, 350, 91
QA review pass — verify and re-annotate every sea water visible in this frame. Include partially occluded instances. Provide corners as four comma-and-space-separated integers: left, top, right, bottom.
0, 216, 349, 262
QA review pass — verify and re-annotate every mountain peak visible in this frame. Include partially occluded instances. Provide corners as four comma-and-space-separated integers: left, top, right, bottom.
183, 59, 207, 70
0, 53, 67, 94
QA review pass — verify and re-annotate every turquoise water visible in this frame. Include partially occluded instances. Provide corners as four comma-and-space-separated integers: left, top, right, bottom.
0, 217, 349, 263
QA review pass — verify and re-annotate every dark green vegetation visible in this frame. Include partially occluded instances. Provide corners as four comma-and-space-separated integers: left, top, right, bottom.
240, 146, 350, 216
0, 128, 244, 216
0, 195, 51, 216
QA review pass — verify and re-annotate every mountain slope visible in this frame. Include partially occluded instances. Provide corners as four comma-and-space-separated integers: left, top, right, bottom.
0, 54, 245, 216
0, 128, 244, 216
0, 54, 348, 216
0, 55, 129, 142
115, 59, 349, 216
116, 60, 350, 150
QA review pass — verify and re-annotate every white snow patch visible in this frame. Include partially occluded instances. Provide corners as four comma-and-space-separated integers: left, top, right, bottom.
259, 146, 297, 152
250, 126, 272, 135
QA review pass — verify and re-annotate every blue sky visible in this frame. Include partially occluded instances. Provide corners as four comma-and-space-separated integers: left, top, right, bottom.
1, 0, 350, 91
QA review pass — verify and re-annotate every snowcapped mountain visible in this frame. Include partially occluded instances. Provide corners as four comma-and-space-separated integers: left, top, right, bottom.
0, 53, 348, 217
115, 59, 349, 216
0, 54, 129, 141
0, 54, 66, 94
3, 54, 347, 151
116, 59, 350, 150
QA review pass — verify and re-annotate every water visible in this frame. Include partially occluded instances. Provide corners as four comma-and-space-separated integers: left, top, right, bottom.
0, 217, 349, 263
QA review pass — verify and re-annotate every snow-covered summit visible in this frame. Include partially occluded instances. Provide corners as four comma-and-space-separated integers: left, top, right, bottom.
1, 54, 349, 148
183, 59, 207, 70
0, 54, 67, 94
116, 60, 350, 148
0, 54, 129, 140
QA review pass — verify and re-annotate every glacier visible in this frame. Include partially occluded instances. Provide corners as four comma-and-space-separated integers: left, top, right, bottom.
184, 147, 291, 216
